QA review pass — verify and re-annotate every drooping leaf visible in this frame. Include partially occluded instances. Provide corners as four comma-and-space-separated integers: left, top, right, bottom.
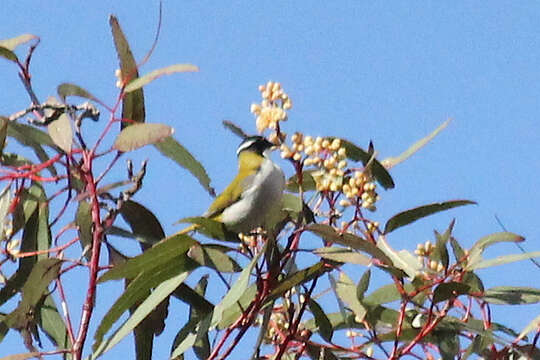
113, 123, 173, 152
466, 232, 525, 270
340, 139, 395, 189
313, 247, 370, 266
383, 118, 452, 168
76, 200, 93, 260
119, 200, 165, 248
187, 244, 241, 273
155, 137, 214, 196
433, 282, 471, 303
335, 272, 367, 322
38, 295, 70, 350
57, 83, 98, 102
124, 64, 199, 93
109, 15, 145, 128
0, 116, 8, 153
172, 284, 214, 315
91, 272, 189, 359
307, 298, 333, 342
384, 200, 476, 234
5, 259, 63, 330
482, 286, 540, 305
98, 233, 196, 282
0, 185, 46, 306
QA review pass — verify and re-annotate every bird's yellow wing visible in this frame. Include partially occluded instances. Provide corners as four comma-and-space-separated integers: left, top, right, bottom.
204, 171, 255, 219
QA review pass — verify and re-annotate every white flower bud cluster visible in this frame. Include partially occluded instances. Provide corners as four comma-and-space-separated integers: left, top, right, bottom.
250, 81, 292, 134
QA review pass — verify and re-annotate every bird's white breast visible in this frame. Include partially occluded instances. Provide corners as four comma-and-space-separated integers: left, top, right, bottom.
220, 158, 285, 233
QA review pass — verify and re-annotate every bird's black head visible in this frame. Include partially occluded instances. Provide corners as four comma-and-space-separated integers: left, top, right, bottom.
236, 136, 274, 156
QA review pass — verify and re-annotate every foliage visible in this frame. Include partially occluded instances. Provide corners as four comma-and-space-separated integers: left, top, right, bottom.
1, 16, 539, 360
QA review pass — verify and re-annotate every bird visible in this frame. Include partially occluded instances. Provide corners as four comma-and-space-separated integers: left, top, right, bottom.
178, 135, 285, 235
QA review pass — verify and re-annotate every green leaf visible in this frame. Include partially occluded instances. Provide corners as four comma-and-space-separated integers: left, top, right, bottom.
38, 295, 71, 351
8, 122, 59, 177
450, 236, 465, 263
307, 298, 333, 342
313, 247, 370, 266
0, 34, 38, 51
218, 284, 257, 330
177, 217, 238, 242
434, 329, 460, 360
363, 283, 415, 306
483, 286, 540, 305
335, 272, 367, 322
356, 269, 371, 300
462, 272, 484, 293
113, 123, 173, 152
21, 258, 62, 308
340, 139, 395, 189
433, 220, 454, 270
0, 184, 47, 307
172, 284, 214, 315
266, 262, 331, 305
306, 224, 392, 265
0, 116, 8, 153
377, 236, 422, 280
222, 120, 248, 139
98, 233, 196, 282
57, 83, 98, 102
211, 245, 265, 328
8, 122, 55, 148
91, 271, 189, 359
466, 232, 525, 270
124, 64, 199, 92
109, 15, 145, 128
383, 118, 452, 168
0, 46, 17, 62
187, 244, 241, 273
93, 256, 195, 351
384, 200, 476, 234
119, 200, 165, 247
76, 200, 93, 260
155, 136, 214, 196
518, 313, 540, 340
286, 170, 317, 193
433, 282, 471, 303
468, 251, 540, 271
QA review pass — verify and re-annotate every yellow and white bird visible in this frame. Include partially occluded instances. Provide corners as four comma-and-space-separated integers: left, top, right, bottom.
180, 136, 285, 234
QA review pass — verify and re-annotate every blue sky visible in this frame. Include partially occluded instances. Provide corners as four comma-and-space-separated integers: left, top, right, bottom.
1, 2, 539, 358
